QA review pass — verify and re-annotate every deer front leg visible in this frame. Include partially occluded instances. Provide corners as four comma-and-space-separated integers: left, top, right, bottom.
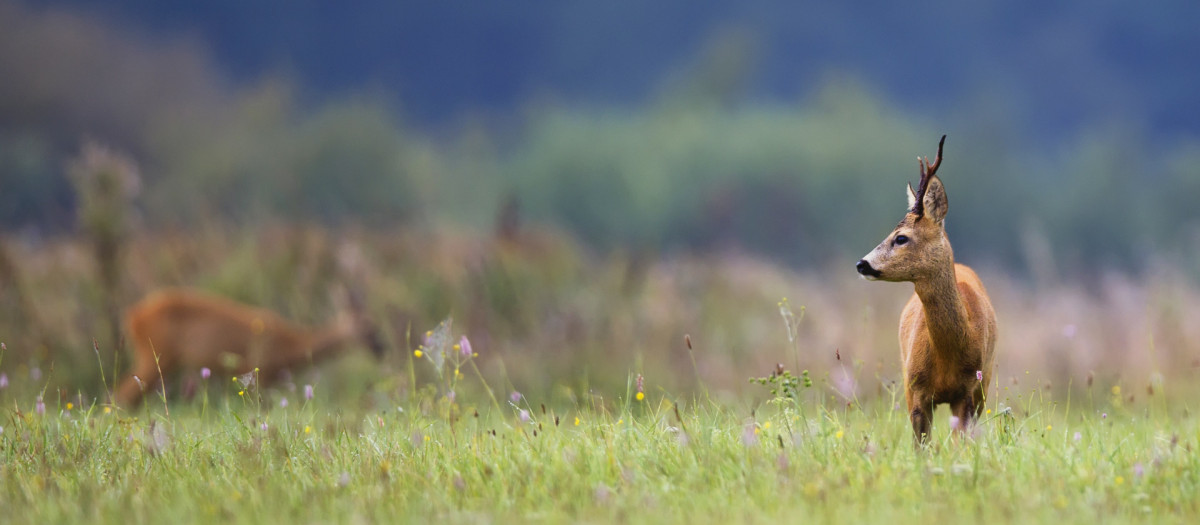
906, 389, 934, 447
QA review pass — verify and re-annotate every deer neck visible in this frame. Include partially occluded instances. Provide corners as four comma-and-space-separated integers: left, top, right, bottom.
912, 258, 971, 358
303, 322, 354, 363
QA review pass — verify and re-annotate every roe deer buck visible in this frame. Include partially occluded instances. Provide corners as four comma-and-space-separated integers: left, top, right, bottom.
114, 288, 384, 407
855, 135, 997, 444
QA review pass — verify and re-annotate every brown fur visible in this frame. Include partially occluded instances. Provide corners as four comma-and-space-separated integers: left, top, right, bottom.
115, 288, 378, 407
859, 137, 997, 444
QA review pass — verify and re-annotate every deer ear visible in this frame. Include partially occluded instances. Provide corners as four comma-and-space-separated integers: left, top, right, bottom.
921, 176, 948, 223
906, 183, 918, 212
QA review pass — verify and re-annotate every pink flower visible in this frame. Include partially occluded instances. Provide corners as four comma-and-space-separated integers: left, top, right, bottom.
260, 422, 269, 431
459, 335, 473, 358
304, 384, 314, 401
510, 391, 522, 403
976, 370, 983, 382
200, 367, 211, 380
0, 373, 8, 389
35, 396, 45, 415
519, 410, 530, 423
280, 397, 289, 408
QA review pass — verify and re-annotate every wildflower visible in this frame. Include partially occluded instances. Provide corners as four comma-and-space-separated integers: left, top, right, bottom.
986, 409, 992, 415
260, 422, 268, 431
976, 370, 983, 382
304, 425, 312, 434
1074, 432, 1082, 442
30, 367, 41, 381
763, 421, 772, 430
835, 430, 844, 439
0, 373, 8, 389
741, 423, 758, 446
414, 349, 423, 358
459, 335, 473, 358
519, 410, 530, 423
1133, 463, 1145, 479
304, 384, 314, 401
1102, 412, 1108, 419
510, 391, 522, 403
280, 397, 288, 408
66, 402, 74, 411
238, 390, 244, 397
104, 406, 112, 414
1115, 476, 1125, 486
200, 367, 211, 380
1046, 425, 1052, 431
447, 391, 456, 403
574, 417, 580, 426
636, 392, 645, 401
1112, 385, 1121, 396
35, 396, 45, 415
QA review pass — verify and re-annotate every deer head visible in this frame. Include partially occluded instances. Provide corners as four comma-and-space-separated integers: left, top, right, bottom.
856, 135, 953, 282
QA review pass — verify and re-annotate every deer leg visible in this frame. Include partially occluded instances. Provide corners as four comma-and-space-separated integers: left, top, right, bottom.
950, 397, 977, 435
910, 400, 933, 446
115, 358, 160, 408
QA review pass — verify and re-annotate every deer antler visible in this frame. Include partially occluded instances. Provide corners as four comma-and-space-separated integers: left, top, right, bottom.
912, 134, 946, 216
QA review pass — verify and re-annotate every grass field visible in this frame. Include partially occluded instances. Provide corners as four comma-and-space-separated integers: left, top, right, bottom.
2, 368, 1198, 524
2, 228, 1200, 523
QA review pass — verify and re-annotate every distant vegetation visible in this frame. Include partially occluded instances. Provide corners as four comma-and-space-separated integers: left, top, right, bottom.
3, 0, 1199, 274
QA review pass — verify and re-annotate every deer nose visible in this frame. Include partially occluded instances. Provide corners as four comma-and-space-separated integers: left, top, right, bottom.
856, 259, 879, 277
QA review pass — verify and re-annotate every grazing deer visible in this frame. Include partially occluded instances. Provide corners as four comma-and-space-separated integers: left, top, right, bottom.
855, 136, 997, 444
114, 287, 384, 407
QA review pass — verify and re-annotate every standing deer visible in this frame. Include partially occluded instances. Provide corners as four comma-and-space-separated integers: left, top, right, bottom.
114, 287, 384, 407
855, 135, 997, 444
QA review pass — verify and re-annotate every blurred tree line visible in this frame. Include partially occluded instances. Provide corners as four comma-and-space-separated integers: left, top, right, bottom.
2, 0, 1199, 276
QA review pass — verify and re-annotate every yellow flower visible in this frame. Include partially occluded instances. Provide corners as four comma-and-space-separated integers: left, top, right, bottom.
617, 419, 624, 425
835, 430, 844, 439
233, 376, 239, 382
1112, 385, 1121, 396
763, 421, 772, 430
986, 409, 992, 415
238, 390, 245, 397
1115, 476, 1125, 486
455, 368, 462, 379
1046, 425, 1052, 431
104, 406, 112, 414
574, 417, 580, 426
66, 402, 74, 410
635, 392, 645, 401
423, 435, 430, 442
414, 349, 423, 358
453, 344, 461, 351
304, 425, 312, 434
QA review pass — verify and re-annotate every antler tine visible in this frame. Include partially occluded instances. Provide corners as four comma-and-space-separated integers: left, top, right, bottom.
911, 135, 947, 216
924, 134, 946, 176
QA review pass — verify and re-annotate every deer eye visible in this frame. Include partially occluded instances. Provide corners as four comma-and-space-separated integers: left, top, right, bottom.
894, 235, 909, 246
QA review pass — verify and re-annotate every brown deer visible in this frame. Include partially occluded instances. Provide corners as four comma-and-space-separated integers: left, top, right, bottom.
855, 135, 997, 444
114, 287, 384, 407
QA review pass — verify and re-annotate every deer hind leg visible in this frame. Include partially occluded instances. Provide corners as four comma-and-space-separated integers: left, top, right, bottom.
115, 340, 170, 408
950, 396, 977, 435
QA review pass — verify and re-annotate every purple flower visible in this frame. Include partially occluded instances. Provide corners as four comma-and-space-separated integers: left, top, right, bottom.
510, 391, 522, 403
35, 396, 45, 415
260, 422, 269, 431
304, 384, 314, 401
279, 397, 289, 408
200, 367, 211, 380
459, 335, 473, 358
1073, 432, 1082, 442
519, 409, 530, 423
976, 370, 983, 382
0, 373, 8, 389
1102, 412, 1108, 419
1133, 463, 1145, 479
